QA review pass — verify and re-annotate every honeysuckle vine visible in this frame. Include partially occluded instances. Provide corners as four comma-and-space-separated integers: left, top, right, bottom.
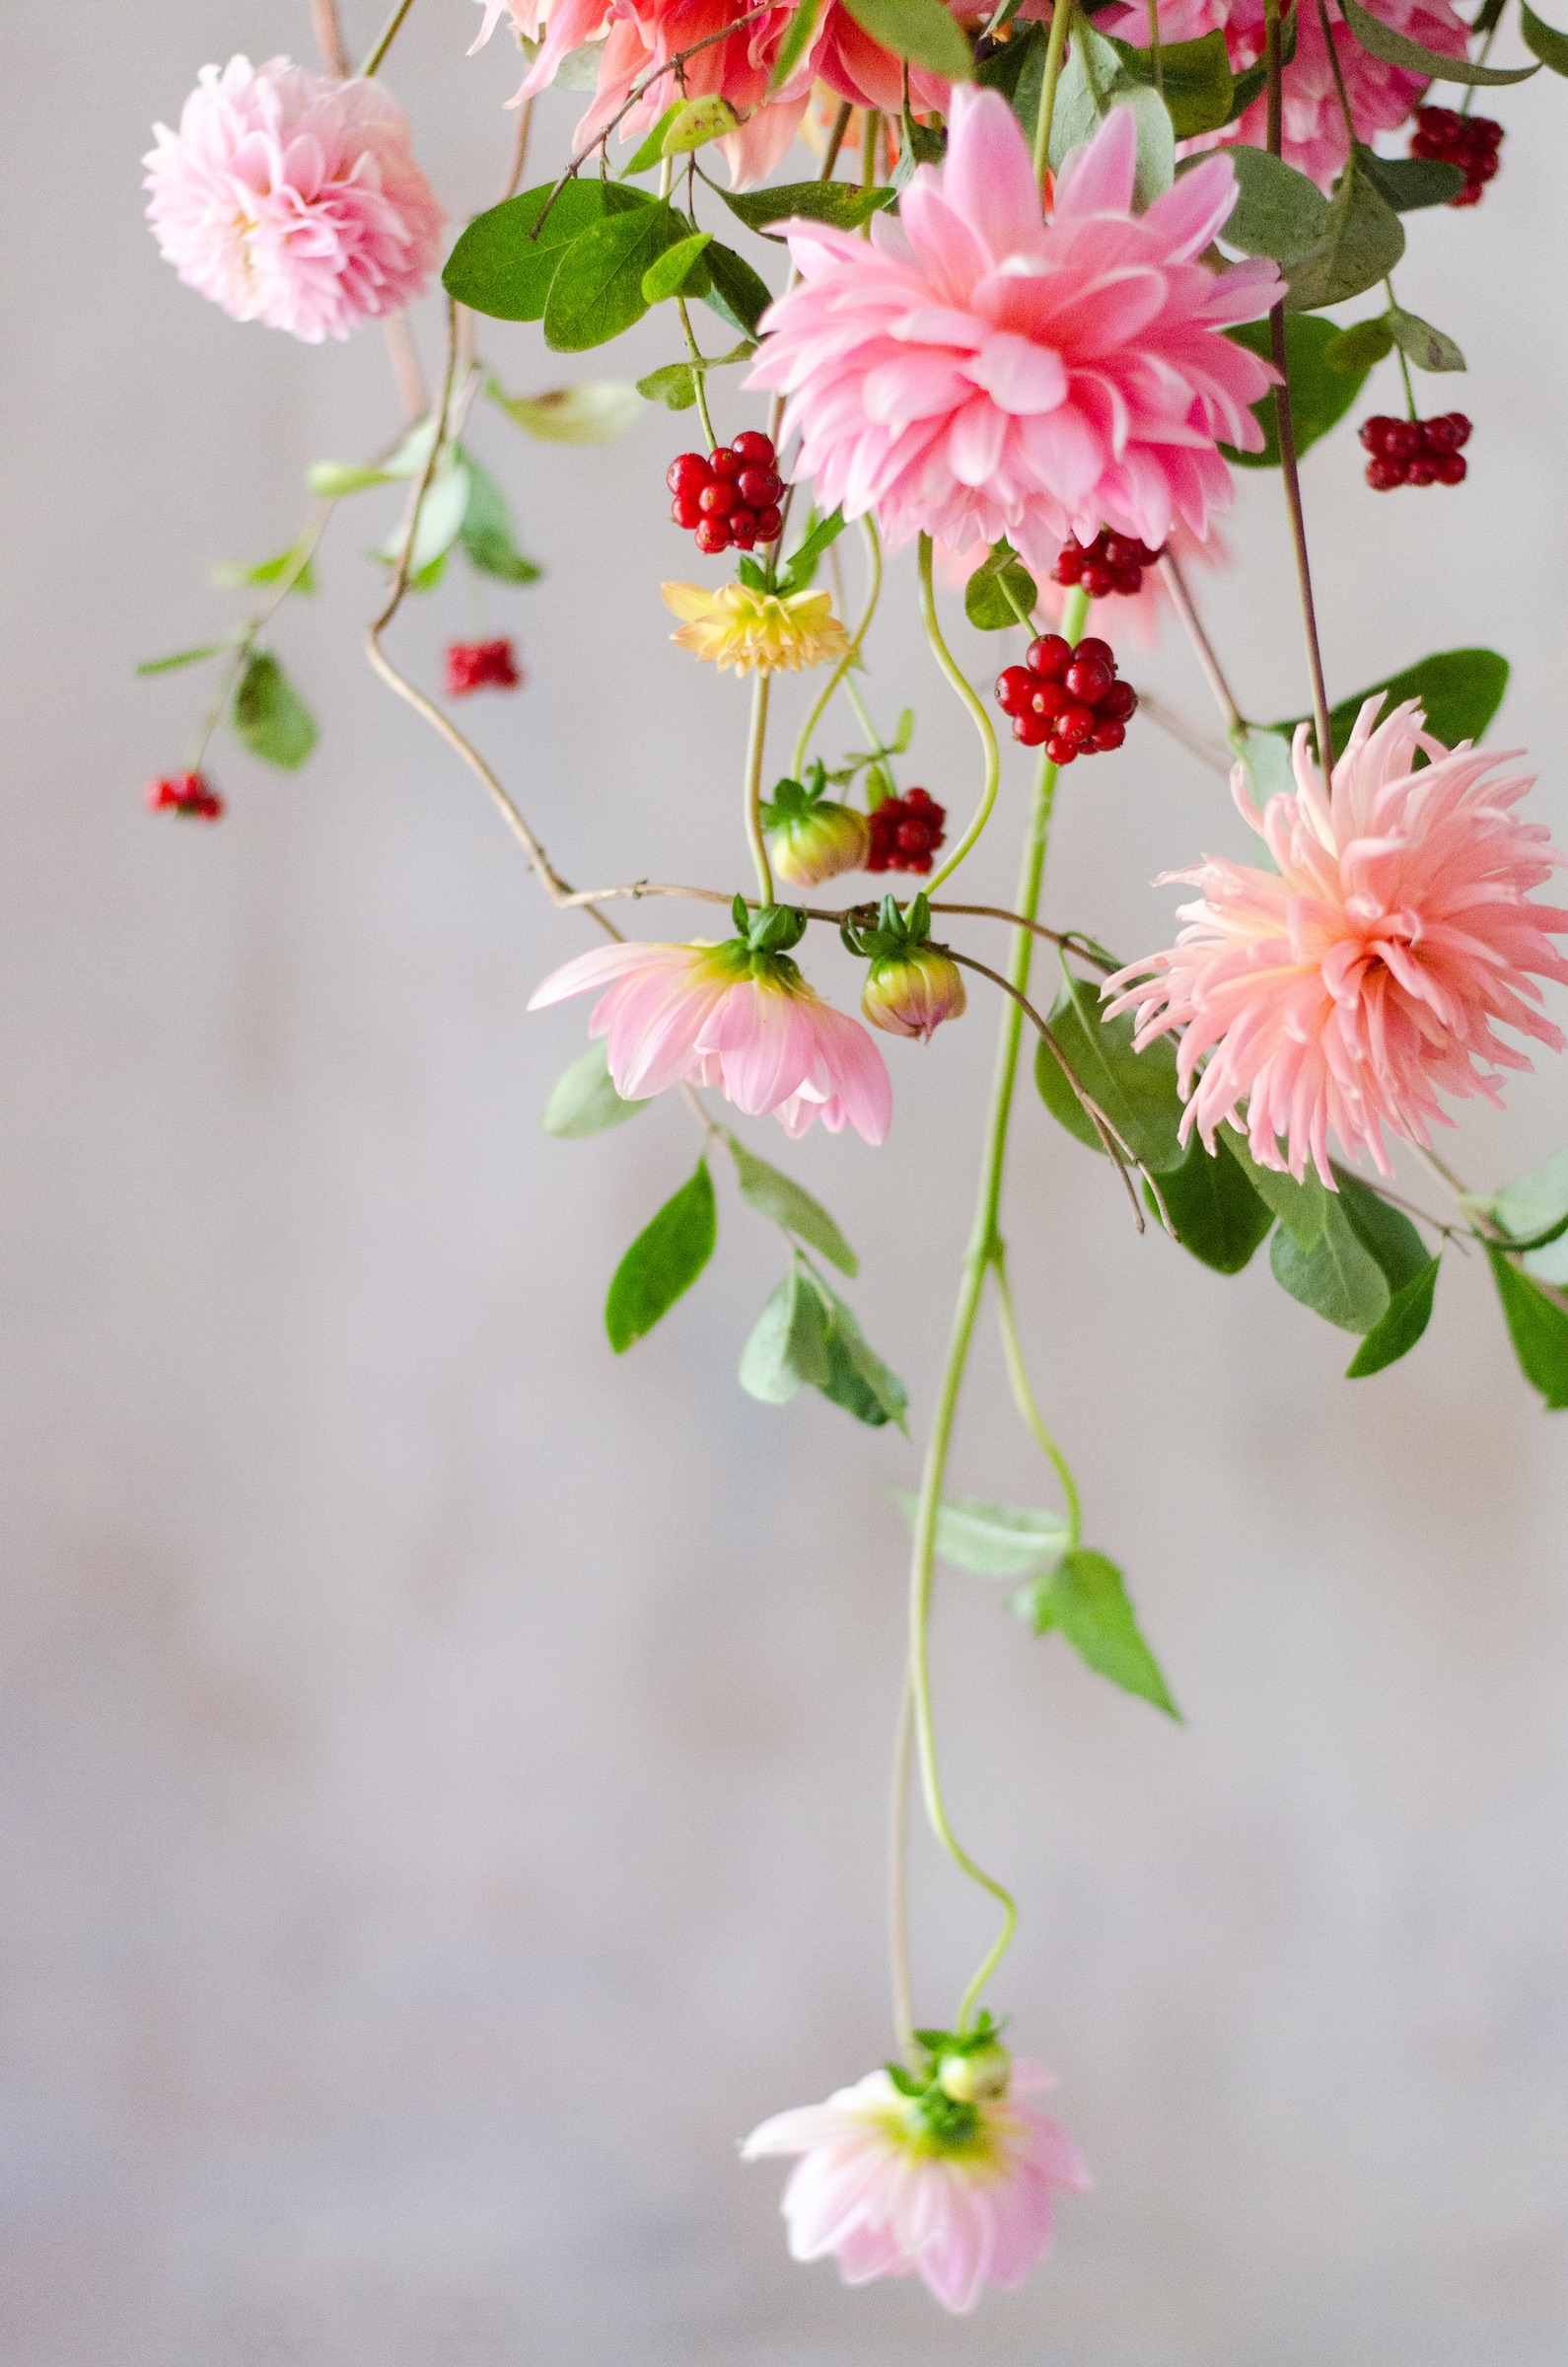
138, 0, 1568, 2315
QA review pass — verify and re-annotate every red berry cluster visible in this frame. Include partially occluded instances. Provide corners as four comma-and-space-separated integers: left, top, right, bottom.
1360, 412, 1470, 491
994, 635, 1136, 761
1052, 528, 1164, 599
446, 638, 523, 695
668, 431, 784, 556
145, 770, 224, 821
867, 788, 947, 875
1410, 106, 1503, 207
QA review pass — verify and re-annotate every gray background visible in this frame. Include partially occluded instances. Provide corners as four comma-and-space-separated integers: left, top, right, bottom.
2, 4, 1566, 2361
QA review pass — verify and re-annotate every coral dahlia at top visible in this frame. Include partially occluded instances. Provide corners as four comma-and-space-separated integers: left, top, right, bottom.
139, 0, 1568, 2319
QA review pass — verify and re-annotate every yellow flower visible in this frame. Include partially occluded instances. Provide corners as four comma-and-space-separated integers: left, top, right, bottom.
661, 581, 853, 677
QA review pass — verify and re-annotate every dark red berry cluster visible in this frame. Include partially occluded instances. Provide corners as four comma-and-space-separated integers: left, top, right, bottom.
1410, 106, 1503, 207
145, 770, 224, 821
867, 788, 947, 875
994, 634, 1136, 760
668, 431, 784, 556
446, 638, 523, 695
1360, 412, 1470, 491
1052, 528, 1164, 600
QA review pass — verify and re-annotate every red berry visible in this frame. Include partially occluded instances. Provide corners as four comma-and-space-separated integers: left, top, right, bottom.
694, 516, 731, 555
1410, 105, 1504, 205
728, 508, 758, 547
1365, 457, 1405, 491
737, 467, 781, 508
1434, 451, 1467, 485
865, 788, 948, 873
1064, 654, 1113, 704
1045, 737, 1077, 765
1030, 681, 1069, 721
667, 452, 711, 495
1405, 456, 1438, 487
1074, 637, 1114, 668
995, 665, 1035, 715
1013, 713, 1051, 746
754, 504, 783, 542
1080, 563, 1116, 599
1088, 721, 1126, 752
1053, 546, 1086, 584
1057, 703, 1096, 743
699, 479, 738, 517
709, 446, 745, 481
1384, 420, 1421, 463
1026, 633, 1071, 680
446, 638, 522, 695
1111, 569, 1142, 597
672, 493, 704, 528
1100, 680, 1138, 723
1360, 415, 1395, 454
145, 768, 224, 820
1051, 529, 1161, 599
730, 429, 775, 466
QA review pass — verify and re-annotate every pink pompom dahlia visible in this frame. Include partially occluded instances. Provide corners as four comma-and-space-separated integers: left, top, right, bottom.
743, 2041, 1090, 2313
1105, 698, 1568, 1184
530, 933, 891, 1142
145, 57, 444, 342
748, 90, 1281, 569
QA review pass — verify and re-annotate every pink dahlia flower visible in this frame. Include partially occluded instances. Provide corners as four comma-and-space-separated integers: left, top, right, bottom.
748, 90, 1280, 568
144, 57, 444, 342
1105, 697, 1568, 1184
743, 2056, 1090, 2313
1208, 0, 1470, 187
529, 938, 891, 1141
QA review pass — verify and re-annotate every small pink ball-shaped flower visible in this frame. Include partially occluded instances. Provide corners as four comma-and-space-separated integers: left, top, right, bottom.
863, 944, 968, 1040
144, 57, 445, 342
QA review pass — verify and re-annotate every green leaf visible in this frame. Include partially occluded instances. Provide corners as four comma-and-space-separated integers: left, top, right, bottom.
891, 1490, 1069, 1579
540, 1038, 650, 1137
1355, 147, 1466, 210
1220, 314, 1371, 469
621, 103, 684, 175
1151, 1129, 1274, 1273
809, 1269, 908, 1427
1345, 1255, 1440, 1377
636, 362, 701, 409
1521, 0, 1568, 73
643, 231, 714, 304
1385, 303, 1465, 373
210, 544, 318, 595
1332, 1166, 1431, 1293
779, 505, 848, 596
1269, 647, 1509, 763
308, 416, 439, 499
720, 179, 896, 232
457, 451, 542, 584
1049, 24, 1175, 209
660, 94, 740, 153
1487, 1249, 1568, 1408
725, 1132, 858, 1274
1021, 1549, 1180, 1718
1222, 144, 1332, 260
1269, 1209, 1390, 1332
702, 241, 775, 341
373, 460, 472, 579
1281, 158, 1404, 314
739, 1263, 832, 1400
1105, 29, 1235, 135
840, 0, 974, 78
604, 1157, 717, 1351
964, 539, 1037, 630
443, 179, 647, 323
1339, 0, 1539, 79
486, 377, 642, 442
770, 0, 825, 88
231, 651, 317, 769
544, 200, 684, 351
1033, 975, 1186, 1172
1323, 315, 1395, 375
1488, 1147, 1568, 1284
135, 642, 230, 676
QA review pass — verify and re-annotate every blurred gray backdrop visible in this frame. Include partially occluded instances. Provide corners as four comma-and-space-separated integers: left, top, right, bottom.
2, 4, 1566, 2362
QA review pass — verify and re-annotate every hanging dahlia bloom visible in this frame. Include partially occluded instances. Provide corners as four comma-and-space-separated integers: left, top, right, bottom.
144, 58, 444, 342
529, 937, 892, 1141
748, 90, 1281, 569
743, 2048, 1090, 2313
1105, 698, 1568, 1185
662, 581, 852, 676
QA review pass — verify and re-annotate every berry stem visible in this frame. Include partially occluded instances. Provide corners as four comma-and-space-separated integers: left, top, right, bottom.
1034, 0, 1077, 189
1461, 9, 1500, 111
743, 670, 776, 905
898, 582, 1092, 2039
792, 516, 883, 777
994, 1249, 1082, 1548
1387, 276, 1418, 419
361, 0, 419, 78
918, 534, 1001, 892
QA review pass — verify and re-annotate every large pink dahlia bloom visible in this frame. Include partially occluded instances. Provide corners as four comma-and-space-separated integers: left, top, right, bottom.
144, 58, 444, 342
1106, 698, 1568, 1184
743, 2059, 1090, 2313
748, 91, 1281, 568
530, 939, 892, 1141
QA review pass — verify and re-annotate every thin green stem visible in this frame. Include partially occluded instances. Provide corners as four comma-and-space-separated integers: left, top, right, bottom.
1316, 0, 1359, 146
361, 0, 418, 77
902, 582, 1091, 2035
1033, 0, 1076, 186
918, 535, 1001, 894
1146, 0, 1165, 90
1461, 11, 1499, 110
993, 1251, 1082, 1547
744, 671, 775, 904
889, 1673, 915, 2052
1386, 277, 1417, 420
677, 298, 718, 449
792, 518, 883, 778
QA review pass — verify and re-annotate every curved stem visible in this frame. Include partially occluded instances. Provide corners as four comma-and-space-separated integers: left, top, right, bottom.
993, 1251, 1082, 1546
1033, 0, 1076, 187
918, 535, 1001, 894
792, 518, 883, 778
743, 672, 775, 904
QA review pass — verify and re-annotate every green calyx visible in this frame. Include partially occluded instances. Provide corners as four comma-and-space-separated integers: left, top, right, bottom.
882, 2014, 1012, 2155
840, 891, 936, 963
758, 760, 833, 831
722, 896, 809, 983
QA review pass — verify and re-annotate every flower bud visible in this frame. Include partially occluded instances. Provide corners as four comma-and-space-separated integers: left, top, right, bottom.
936, 2042, 1011, 2103
862, 945, 966, 1040
769, 799, 872, 888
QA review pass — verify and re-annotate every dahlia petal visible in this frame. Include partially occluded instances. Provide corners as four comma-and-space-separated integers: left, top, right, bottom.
1053, 103, 1140, 218
940, 86, 1050, 264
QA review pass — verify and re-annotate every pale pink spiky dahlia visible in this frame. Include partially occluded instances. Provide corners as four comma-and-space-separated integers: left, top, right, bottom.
145, 57, 444, 342
742, 2057, 1090, 2313
530, 939, 892, 1141
1106, 698, 1568, 1184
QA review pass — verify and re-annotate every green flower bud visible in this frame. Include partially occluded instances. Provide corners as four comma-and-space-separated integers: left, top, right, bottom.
862, 944, 967, 1040
769, 799, 872, 888
936, 2041, 1011, 2103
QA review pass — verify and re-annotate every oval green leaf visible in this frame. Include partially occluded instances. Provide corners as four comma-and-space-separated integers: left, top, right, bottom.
1150, 1129, 1273, 1273
231, 651, 317, 769
443, 180, 647, 323
725, 1133, 858, 1274
1487, 1249, 1568, 1407
1339, 0, 1539, 80
1345, 1255, 1440, 1377
605, 1157, 718, 1352
541, 1039, 650, 1138
839, 0, 974, 79
1034, 975, 1186, 1172
1221, 314, 1371, 468
545, 201, 683, 351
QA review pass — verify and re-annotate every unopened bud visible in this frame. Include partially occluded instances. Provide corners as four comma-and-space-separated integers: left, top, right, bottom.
769, 799, 871, 888
936, 2042, 1010, 2103
862, 945, 966, 1041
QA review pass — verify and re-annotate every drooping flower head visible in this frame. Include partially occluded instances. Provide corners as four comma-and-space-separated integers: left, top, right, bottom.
743, 2025, 1090, 2313
748, 90, 1281, 570
762, 766, 872, 887
145, 58, 444, 343
530, 906, 891, 1141
662, 581, 852, 676
1105, 698, 1568, 1184
846, 893, 968, 1040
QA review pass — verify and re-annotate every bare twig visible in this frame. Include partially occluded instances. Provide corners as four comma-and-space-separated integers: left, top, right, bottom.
382, 317, 428, 423
310, 0, 351, 78
1157, 554, 1245, 740
1129, 684, 1234, 776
